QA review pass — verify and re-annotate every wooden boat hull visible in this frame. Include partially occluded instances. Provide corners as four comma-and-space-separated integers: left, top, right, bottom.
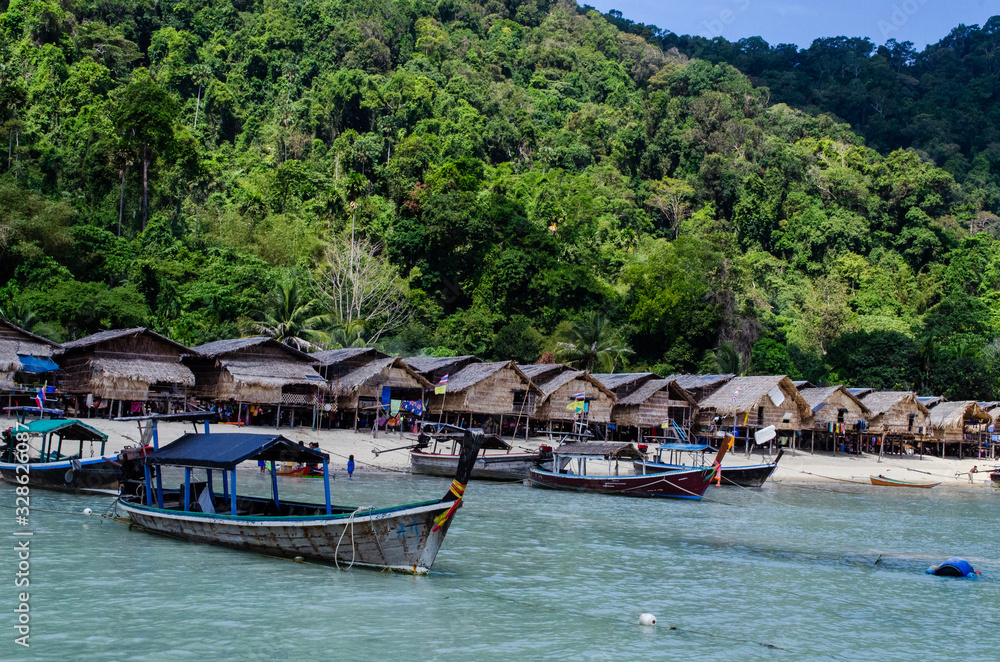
116, 496, 458, 574
410, 449, 549, 480
275, 466, 324, 477
990, 472, 1000, 486
0, 456, 120, 493
869, 476, 940, 488
528, 466, 716, 499
634, 449, 783, 488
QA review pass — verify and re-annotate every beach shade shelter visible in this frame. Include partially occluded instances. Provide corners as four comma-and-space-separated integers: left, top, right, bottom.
424, 361, 541, 437
403, 355, 482, 387
927, 400, 992, 459
332, 357, 431, 433
798, 386, 872, 454
662, 374, 735, 402
860, 391, 931, 457
0, 320, 61, 390
59, 328, 195, 417
611, 379, 700, 442
695, 376, 811, 451
531, 370, 616, 429
185, 337, 326, 428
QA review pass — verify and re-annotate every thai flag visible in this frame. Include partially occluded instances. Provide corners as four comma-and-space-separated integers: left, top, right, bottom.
435, 374, 448, 395
573, 391, 586, 400
35, 386, 45, 410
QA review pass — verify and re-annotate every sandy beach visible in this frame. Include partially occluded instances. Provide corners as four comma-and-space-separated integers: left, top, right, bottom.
7, 415, 995, 488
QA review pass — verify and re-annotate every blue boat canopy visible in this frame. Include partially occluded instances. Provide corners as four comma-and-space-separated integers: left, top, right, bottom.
144, 433, 329, 470
655, 443, 715, 452
17, 354, 59, 373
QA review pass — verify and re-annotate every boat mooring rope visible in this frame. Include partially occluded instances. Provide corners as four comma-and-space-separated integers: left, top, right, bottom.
334, 505, 373, 571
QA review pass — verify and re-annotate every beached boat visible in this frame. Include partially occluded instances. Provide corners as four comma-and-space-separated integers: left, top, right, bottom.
991, 470, 1000, 487
529, 441, 728, 499
869, 474, 940, 488
0, 419, 118, 492
634, 443, 783, 488
116, 429, 484, 573
410, 430, 551, 480
275, 465, 325, 477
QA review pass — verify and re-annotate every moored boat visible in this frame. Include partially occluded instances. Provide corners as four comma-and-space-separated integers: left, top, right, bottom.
869, 474, 940, 488
410, 431, 551, 480
529, 439, 729, 499
0, 419, 118, 493
116, 429, 484, 573
275, 465, 325, 477
634, 443, 784, 488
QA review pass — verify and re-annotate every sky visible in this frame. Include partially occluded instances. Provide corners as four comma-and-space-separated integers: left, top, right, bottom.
583, 0, 1000, 49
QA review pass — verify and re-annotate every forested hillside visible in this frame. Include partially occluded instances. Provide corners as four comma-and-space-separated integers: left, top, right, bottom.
3, 0, 1000, 398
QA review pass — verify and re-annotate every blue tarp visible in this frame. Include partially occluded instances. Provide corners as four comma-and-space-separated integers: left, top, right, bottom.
655, 443, 715, 452
17, 355, 59, 373
144, 433, 329, 470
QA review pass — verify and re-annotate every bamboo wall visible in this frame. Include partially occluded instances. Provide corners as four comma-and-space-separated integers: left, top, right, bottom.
808, 390, 867, 428
870, 400, 930, 435
614, 392, 694, 428
336, 365, 426, 410
425, 368, 534, 415
534, 376, 614, 423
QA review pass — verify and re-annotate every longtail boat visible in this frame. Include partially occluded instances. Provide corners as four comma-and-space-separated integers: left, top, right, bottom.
117, 428, 483, 573
275, 465, 325, 477
410, 428, 551, 480
0, 419, 118, 493
529, 440, 728, 499
869, 474, 940, 488
635, 443, 783, 488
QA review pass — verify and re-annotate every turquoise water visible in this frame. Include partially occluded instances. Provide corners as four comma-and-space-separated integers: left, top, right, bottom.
2, 473, 998, 661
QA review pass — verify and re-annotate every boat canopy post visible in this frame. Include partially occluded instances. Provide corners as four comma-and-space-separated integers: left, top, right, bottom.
206, 469, 214, 499
56, 435, 63, 460
144, 465, 153, 506
152, 420, 163, 504
204, 418, 211, 435
269, 460, 280, 509
323, 459, 332, 514
229, 471, 237, 515
184, 468, 191, 511
222, 469, 228, 500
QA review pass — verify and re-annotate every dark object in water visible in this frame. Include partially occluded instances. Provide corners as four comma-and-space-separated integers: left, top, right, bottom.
926, 558, 979, 578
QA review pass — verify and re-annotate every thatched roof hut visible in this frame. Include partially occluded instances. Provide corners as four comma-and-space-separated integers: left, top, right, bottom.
518, 363, 572, 385
697, 375, 811, 430
59, 328, 195, 401
424, 361, 540, 417
663, 373, 734, 401
917, 395, 944, 408
860, 391, 930, 435
531, 370, 616, 424
928, 400, 991, 442
332, 357, 431, 412
404, 355, 481, 386
591, 372, 659, 399
799, 386, 871, 429
185, 337, 324, 405
0, 320, 61, 389
611, 379, 699, 430
311, 347, 389, 382
846, 387, 873, 398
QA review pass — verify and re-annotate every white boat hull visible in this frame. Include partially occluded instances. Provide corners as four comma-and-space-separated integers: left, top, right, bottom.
410, 450, 549, 480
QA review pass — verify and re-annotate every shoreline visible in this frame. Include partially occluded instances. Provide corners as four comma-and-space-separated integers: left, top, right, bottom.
4, 415, 996, 488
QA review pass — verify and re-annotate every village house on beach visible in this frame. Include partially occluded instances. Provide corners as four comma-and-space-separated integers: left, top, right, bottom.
403, 355, 481, 387
664, 373, 735, 402
424, 361, 540, 437
330, 356, 431, 433
59, 328, 195, 417
591, 372, 659, 399
312, 347, 389, 382
695, 375, 811, 451
798, 386, 872, 454
518, 363, 571, 386
610, 379, 700, 442
927, 400, 992, 459
0, 320, 61, 395
528, 369, 616, 433
860, 391, 931, 456
185, 337, 325, 428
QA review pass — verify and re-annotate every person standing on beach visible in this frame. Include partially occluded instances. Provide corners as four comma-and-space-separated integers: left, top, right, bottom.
347, 455, 355, 480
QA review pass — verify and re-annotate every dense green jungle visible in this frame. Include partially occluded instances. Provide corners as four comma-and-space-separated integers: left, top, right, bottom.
4, 0, 1000, 398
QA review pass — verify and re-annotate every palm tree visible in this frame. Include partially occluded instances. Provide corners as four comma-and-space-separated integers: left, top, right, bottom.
713, 341, 745, 375
0, 301, 38, 331
553, 313, 632, 372
257, 278, 327, 351
322, 318, 370, 349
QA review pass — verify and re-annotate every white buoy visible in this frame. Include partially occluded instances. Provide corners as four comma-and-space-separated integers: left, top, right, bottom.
293, 556, 305, 563
638, 613, 657, 626
82, 508, 93, 516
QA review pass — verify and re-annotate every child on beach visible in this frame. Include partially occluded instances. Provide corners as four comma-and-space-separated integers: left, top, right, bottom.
348, 455, 355, 480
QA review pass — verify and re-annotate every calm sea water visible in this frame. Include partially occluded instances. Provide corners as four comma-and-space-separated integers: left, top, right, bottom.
2, 471, 998, 661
